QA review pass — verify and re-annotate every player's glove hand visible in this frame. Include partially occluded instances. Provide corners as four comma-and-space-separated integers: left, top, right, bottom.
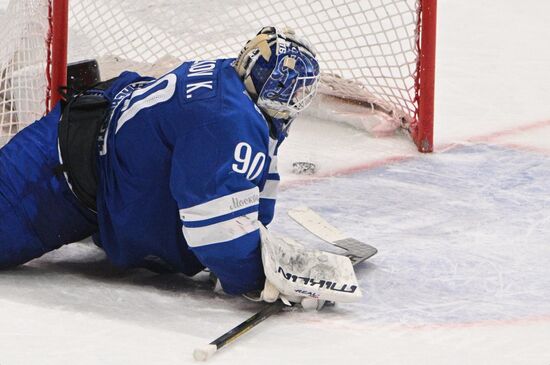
211, 266, 324, 309
262, 279, 326, 311
212, 267, 324, 310
253, 224, 361, 310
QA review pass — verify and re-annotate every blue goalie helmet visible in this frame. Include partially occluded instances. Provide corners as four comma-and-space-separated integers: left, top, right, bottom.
235, 26, 320, 122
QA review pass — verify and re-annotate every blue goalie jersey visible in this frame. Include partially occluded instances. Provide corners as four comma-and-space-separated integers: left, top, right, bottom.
96, 59, 282, 294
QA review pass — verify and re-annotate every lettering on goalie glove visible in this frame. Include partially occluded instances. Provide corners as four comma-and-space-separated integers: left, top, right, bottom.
244, 276, 326, 311
251, 225, 361, 310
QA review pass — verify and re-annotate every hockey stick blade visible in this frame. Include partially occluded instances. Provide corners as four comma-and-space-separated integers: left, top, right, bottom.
288, 206, 377, 265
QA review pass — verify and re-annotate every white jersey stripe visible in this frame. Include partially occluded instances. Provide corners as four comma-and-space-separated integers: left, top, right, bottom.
182, 212, 260, 247
260, 179, 279, 200
179, 187, 260, 223
268, 155, 278, 174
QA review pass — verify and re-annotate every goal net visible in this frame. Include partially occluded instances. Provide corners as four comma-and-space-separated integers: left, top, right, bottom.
0, 0, 436, 151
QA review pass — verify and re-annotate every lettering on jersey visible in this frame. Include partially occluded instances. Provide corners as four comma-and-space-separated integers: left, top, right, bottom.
179, 187, 260, 224
230, 193, 260, 211
186, 81, 213, 99
188, 60, 217, 77
232, 142, 266, 180
186, 60, 217, 99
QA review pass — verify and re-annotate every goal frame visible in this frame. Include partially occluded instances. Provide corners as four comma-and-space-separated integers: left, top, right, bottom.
416, 0, 437, 153
46, 0, 437, 152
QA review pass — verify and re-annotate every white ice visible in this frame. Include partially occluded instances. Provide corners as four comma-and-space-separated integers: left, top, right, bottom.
1, 0, 550, 364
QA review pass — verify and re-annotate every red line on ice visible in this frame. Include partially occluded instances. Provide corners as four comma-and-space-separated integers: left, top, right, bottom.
467, 119, 550, 143
281, 118, 550, 188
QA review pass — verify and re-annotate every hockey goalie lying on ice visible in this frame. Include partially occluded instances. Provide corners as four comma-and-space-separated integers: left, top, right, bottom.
0, 27, 361, 309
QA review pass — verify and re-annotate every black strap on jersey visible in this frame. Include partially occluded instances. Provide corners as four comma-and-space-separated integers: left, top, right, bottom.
57, 79, 115, 211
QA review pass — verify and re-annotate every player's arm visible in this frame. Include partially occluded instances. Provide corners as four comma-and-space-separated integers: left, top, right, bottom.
170, 121, 268, 295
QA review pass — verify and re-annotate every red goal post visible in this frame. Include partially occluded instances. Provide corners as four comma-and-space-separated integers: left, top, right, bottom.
1, 0, 437, 152
48, 0, 69, 115
417, 0, 437, 153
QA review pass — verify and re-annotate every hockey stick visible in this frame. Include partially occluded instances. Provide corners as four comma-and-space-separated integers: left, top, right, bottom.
193, 206, 377, 361
193, 300, 286, 361
287, 206, 378, 265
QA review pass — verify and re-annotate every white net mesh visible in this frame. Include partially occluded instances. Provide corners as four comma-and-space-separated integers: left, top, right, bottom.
0, 0, 422, 146
0, 0, 51, 146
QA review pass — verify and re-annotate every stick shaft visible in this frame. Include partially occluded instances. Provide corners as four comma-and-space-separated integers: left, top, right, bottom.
211, 300, 286, 350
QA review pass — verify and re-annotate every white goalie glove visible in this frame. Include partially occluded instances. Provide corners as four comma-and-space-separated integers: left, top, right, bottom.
247, 225, 362, 310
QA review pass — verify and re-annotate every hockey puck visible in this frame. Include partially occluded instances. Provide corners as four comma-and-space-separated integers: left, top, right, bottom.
292, 161, 317, 175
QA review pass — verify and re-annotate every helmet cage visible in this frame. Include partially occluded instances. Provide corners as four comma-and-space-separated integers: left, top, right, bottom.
241, 27, 320, 120
256, 51, 319, 119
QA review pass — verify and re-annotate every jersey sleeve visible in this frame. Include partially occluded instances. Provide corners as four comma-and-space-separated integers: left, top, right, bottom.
257, 137, 281, 227
170, 120, 268, 295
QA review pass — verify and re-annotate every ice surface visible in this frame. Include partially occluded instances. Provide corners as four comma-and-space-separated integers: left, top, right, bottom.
275, 145, 550, 325
1, 0, 550, 364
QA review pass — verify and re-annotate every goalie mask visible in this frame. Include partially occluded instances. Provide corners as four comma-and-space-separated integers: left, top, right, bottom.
235, 26, 320, 122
